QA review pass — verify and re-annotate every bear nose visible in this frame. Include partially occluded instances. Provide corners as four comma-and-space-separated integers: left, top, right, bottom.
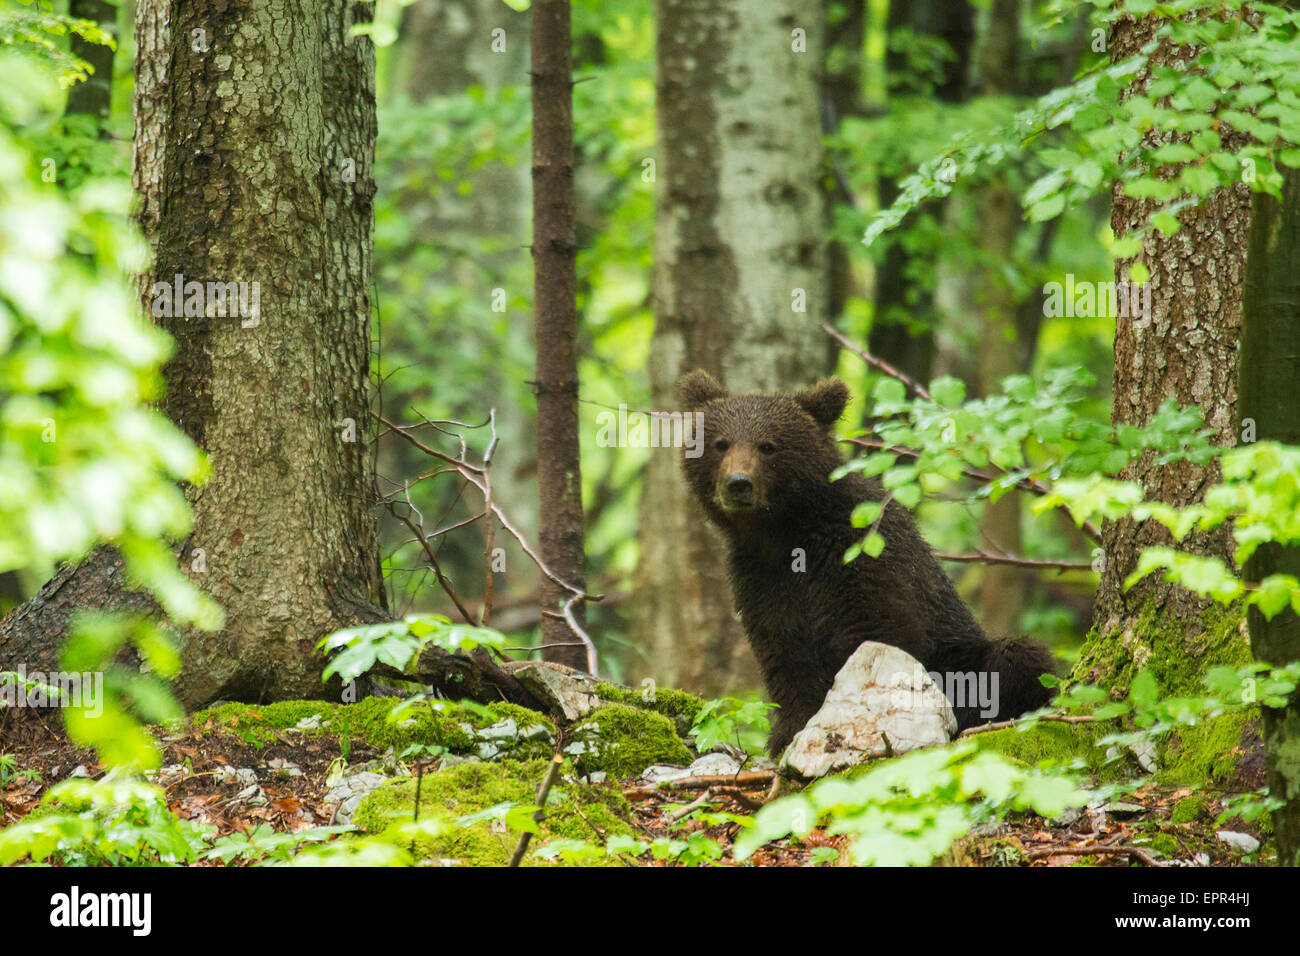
726, 473, 753, 496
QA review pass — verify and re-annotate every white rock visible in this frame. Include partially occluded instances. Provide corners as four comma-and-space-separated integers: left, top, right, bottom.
512, 665, 599, 720
323, 770, 389, 825
686, 752, 743, 777
1216, 831, 1260, 854
640, 764, 691, 784
780, 642, 956, 779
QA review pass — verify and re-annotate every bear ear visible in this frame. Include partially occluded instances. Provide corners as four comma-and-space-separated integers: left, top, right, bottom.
677, 369, 728, 409
794, 378, 850, 427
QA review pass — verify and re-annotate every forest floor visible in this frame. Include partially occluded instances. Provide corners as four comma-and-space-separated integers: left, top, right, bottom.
0, 705, 1266, 867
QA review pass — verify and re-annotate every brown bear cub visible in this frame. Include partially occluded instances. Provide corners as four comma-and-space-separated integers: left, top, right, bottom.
678, 370, 1057, 757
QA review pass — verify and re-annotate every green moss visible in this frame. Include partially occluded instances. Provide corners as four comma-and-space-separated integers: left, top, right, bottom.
594, 683, 706, 734
971, 720, 1125, 780
1064, 597, 1261, 787
1149, 832, 1181, 857
1158, 710, 1259, 787
351, 758, 632, 866
1071, 599, 1251, 698
189, 697, 559, 757
328, 697, 475, 753
191, 701, 335, 747
569, 704, 693, 778
1170, 794, 1207, 824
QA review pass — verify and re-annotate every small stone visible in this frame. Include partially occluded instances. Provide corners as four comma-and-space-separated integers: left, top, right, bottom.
1216, 831, 1260, 854
639, 764, 691, 784
685, 752, 743, 777
1100, 801, 1146, 817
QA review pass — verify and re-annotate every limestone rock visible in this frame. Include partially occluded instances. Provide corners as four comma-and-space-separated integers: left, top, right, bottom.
512, 663, 600, 720
780, 641, 956, 778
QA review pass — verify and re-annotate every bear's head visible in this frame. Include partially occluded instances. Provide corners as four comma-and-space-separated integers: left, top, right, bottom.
677, 370, 850, 528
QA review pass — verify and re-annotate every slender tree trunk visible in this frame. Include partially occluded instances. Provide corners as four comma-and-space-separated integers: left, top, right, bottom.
1, 0, 386, 706
1240, 167, 1300, 867
634, 0, 833, 695
531, 0, 587, 670
974, 0, 1025, 637
66, 0, 116, 123
1085, 14, 1249, 666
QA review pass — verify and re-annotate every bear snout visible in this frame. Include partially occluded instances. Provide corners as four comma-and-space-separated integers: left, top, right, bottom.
725, 472, 755, 503
716, 447, 763, 510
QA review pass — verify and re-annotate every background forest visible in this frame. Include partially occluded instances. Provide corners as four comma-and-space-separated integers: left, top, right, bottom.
2, 0, 1300, 873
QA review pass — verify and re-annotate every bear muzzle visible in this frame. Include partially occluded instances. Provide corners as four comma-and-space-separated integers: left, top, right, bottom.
715, 446, 764, 511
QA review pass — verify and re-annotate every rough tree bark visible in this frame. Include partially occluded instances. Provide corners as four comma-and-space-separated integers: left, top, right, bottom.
0, 0, 386, 707
1240, 166, 1300, 867
633, 0, 833, 695
531, 0, 588, 670
1082, 13, 1249, 677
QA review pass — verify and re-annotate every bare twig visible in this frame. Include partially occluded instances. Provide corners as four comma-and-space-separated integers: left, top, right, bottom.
935, 550, 1093, 572
822, 322, 931, 401
509, 750, 565, 867
374, 410, 603, 674
480, 409, 498, 627
957, 713, 1097, 738
1026, 844, 1163, 867
667, 790, 715, 823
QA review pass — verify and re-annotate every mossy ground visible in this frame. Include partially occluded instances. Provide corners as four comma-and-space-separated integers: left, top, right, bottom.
569, 703, 693, 777
972, 597, 1262, 790
190, 697, 555, 756
594, 683, 705, 735
351, 758, 633, 866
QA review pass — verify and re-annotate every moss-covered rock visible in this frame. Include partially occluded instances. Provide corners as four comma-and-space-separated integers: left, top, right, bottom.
190, 697, 556, 758
191, 700, 336, 747
351, 758, 632, 866
594, 683, 706, 735
1170, 794, 1208, 824
568, 704, 693, 778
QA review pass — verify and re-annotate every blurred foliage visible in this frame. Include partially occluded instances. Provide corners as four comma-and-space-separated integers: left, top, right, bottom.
0, 51, 218, 769
0, 0, 113, 88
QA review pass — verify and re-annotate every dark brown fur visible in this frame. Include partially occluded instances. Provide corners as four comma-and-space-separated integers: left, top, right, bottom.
677, 370, 1057, 756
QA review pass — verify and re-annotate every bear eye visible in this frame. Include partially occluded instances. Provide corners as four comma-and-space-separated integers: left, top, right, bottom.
713, 439, 730, 453
758, 442, 776, 455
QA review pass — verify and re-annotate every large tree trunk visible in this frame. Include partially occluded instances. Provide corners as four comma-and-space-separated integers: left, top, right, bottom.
531, 0, 588, 670
1240, 167, 1300, 867
0, 0, 385, 707
633, 0, 833, 696
1079, 13, 1250, 683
